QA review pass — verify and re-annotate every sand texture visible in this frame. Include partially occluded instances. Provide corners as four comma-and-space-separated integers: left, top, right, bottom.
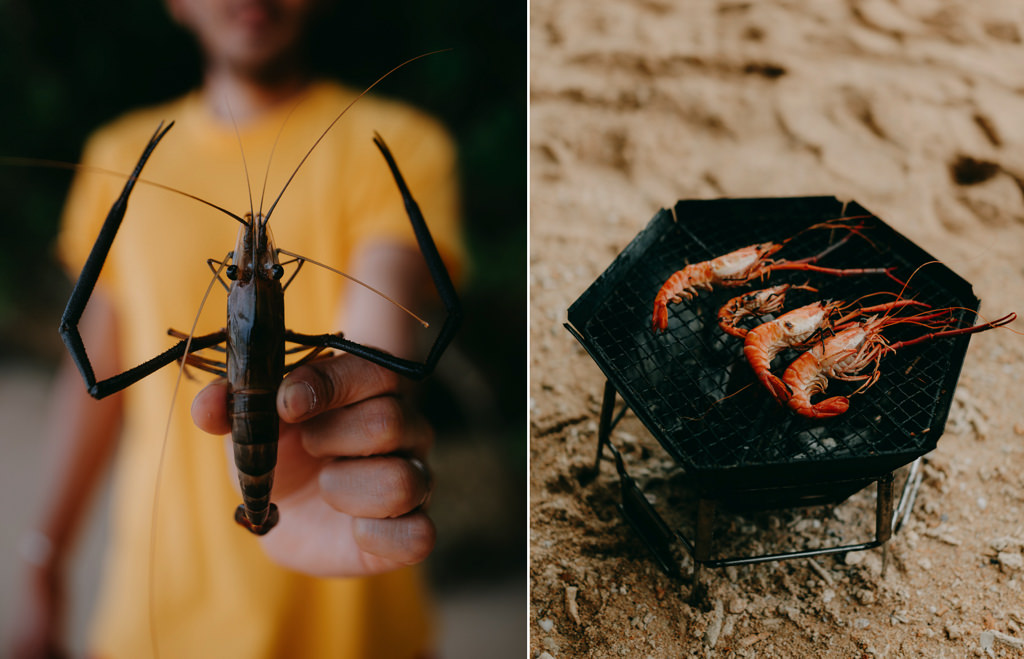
531, 1, 1024, 656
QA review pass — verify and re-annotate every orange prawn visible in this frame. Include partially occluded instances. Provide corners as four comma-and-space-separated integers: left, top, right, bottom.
782, 311, 1016, 418
743, 298, 927, 402
717, 284, 817, 338
651, 220, 896, 332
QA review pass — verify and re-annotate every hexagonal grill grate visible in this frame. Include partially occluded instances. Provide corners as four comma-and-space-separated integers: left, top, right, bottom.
567, 197, 978, 507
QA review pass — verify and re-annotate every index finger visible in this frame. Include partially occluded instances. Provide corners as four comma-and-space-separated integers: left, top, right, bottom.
278, 354, 401, 424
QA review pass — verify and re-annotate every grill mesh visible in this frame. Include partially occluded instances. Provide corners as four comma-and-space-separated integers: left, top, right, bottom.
568, 197, 978, 499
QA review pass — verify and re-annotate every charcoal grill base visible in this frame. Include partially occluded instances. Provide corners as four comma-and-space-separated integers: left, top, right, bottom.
589, 380, 924, 581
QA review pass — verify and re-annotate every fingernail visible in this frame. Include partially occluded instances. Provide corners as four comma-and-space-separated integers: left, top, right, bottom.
282, 381, 317, 418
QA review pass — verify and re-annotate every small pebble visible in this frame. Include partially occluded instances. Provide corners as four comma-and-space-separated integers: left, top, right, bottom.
539, 618, 554, 632
565, 586, 581, 625
986, 629, 1024, 650
854, 618, 870, 629
705, 600, 725, 649
998, 552, 1024, 571
728, 597, 747, 614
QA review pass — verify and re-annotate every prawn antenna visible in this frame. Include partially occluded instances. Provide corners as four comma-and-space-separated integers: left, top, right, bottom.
225, 100, 256, 222
258, 95, 309, 219
2, 155, 249, 227
149, 254, 230, 659
263, 49, 452, 224
680, 383, 756, 422
785, 215, 872, 246
276, 247, 429, 328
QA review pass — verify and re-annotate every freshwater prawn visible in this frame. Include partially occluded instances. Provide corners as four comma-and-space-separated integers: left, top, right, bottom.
781, 310, 1016, 418
743, 297, 928, 402
716, 283, 817, 338
57, 56, 461, 536
651, 219, 897, 332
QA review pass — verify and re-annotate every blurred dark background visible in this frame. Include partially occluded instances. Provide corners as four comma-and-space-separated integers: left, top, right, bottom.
0, 0, 525, 651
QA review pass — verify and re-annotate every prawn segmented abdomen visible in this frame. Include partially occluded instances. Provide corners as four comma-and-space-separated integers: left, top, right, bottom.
225, 273, 286, 535
782, 351, 848, 417
229, 389, 279, 531
652, 264, 711, 332
782, 328, 867, 418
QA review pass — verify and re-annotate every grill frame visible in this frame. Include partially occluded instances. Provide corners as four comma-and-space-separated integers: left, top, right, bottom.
567, 196, 979, 508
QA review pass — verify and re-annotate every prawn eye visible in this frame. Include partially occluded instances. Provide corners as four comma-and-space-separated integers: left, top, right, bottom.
784, 321, 794, 329
226, 265, 239, 280
270, 264, 284, 280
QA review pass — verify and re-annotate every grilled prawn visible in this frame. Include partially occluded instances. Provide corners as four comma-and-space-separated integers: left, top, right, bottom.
743, 298, 926, 402
717, 284, 816, 338
651, 220, 895, 332
782, 311, 1015, 418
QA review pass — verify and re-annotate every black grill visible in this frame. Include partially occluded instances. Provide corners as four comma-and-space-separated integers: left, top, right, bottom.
565, 197, 979, 573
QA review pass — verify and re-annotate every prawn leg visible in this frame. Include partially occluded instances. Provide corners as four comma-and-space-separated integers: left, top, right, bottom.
831, 299, 930, 331
284, 134, 461, 380
785, 233, 852, 265
282, 343, 333, 374
169, 328, 227, 352
58, 121, 235, 398
770, 262, 901, 285
888, 312, 1016, 351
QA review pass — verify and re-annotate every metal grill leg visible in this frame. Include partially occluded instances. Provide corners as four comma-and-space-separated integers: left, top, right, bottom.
876, 472, 894, 576
695, 498, 716, 563
582, 380, 618, 485
690, 498, 716, 599
875, 472, 895, 544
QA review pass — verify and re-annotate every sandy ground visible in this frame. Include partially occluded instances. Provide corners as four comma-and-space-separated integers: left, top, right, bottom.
531, 1, 1024, 657
0, 364, 525, 658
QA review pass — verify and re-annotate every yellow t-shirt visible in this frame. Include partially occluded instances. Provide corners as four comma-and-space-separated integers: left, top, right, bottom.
57, 81, 461, 659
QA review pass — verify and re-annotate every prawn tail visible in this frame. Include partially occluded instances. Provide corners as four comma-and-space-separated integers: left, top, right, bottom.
765, 374, 792, 403
229, 389, 281, 536
652, 267, 702, 333
788, 392, 850, 418
743, 338, 788, 401
652, 298, 669, 332
235, 502, 280, 537
233, 440, 280, 536
719, 322, 749, 339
